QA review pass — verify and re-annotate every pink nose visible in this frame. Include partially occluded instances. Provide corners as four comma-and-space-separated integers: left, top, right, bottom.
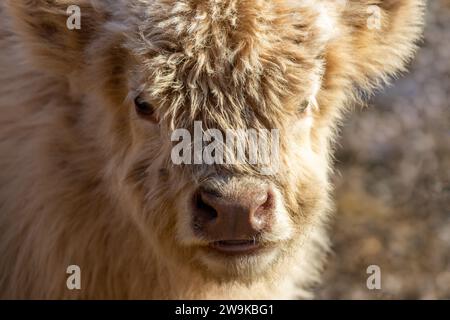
192, 185, 275, 240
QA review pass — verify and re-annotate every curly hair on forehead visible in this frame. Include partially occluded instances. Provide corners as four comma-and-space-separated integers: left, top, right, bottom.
125, 0, 326, 130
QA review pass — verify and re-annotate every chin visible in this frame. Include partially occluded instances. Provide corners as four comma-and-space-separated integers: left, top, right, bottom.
192, 241, 286, 282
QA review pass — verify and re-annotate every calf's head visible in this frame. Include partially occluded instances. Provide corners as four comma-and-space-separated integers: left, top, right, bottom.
7, 0, 424, 282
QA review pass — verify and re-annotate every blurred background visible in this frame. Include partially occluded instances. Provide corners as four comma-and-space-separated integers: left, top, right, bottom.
315, 0, 450, 299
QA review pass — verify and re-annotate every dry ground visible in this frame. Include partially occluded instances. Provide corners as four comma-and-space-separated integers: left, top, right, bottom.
315, 0, 450, 299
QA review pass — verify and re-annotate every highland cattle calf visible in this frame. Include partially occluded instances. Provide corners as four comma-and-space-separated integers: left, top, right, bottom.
0, 0, 424, 299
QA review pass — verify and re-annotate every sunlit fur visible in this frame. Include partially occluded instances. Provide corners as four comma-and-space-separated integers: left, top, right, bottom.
0, 0, 424, 299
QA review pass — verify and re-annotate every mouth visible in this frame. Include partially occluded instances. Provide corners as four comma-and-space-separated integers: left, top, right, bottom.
196, 239, 280, 278
208, 239, 263, 255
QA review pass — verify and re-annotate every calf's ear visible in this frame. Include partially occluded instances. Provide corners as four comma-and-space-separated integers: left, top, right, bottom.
5, 0, 105, 75
325, 0, 425, 95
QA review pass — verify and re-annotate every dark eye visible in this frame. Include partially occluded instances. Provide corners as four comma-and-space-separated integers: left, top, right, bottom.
134, 95, 158, 122
298, 100, 310, 113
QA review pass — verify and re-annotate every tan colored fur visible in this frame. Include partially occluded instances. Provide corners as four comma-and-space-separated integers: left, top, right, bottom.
0, 1, 424, 299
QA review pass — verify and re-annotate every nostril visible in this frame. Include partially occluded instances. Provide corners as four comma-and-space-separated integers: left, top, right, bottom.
194, 192, 218, 221
254, 192, 269, 209
260, 189, 275, 211
252, 189, 275, 229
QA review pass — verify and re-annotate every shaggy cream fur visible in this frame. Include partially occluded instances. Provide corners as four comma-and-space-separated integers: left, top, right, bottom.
0, 0, 424, 299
